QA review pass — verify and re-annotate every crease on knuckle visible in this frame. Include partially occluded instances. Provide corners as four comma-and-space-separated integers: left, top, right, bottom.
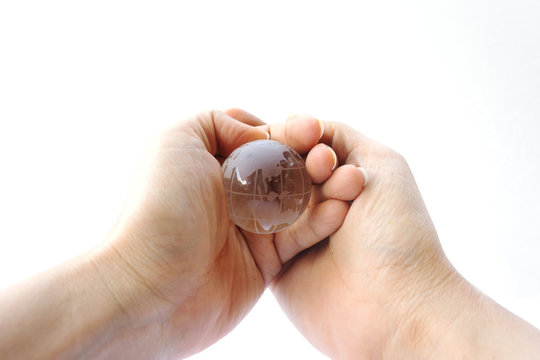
287, 226, 303, 251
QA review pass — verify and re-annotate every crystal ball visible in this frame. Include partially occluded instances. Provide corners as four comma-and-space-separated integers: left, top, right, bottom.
222, 140, 312, 234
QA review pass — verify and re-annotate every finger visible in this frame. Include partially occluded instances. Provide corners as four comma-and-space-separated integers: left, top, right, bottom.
305, 143, 338, 184
225, 108, 266, 126
315, 164, 368, 202
319, 121, 379, 165
242, 231, 282, 286
263, 114, 324, 155
274, 199, 349, 264
190, 110, 269, 157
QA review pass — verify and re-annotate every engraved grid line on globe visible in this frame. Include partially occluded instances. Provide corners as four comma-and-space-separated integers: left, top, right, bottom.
253, 167, 259, 232
229, 166, 235, 219
230, 215, 291, 221
223, 191, 311, 199
295, 152, 305, 196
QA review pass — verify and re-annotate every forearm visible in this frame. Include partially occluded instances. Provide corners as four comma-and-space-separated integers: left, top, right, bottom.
386, 271, 540, 359
0, 247, 157, 359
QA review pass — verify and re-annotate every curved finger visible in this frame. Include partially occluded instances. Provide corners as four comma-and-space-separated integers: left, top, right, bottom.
264, 114, 324, 155
203, 110, 269, 157
242, 231, 282, 286
274, 199, 349, 264
319, 120, 379, 165
305, 143, 338, 184
316, 164, 367, 201
225, 108, 266, 126
167, 110, 268, 157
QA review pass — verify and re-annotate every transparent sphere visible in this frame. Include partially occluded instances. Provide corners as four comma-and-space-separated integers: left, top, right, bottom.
222, 140, 312, 234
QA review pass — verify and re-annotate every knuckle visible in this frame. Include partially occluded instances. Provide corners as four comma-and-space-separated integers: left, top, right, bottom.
376, 146, 408, 166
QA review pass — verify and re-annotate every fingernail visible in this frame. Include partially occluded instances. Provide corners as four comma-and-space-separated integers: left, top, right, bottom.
317, 119, 324, 140
358, 167, 369, 186
327, 145, 338, 170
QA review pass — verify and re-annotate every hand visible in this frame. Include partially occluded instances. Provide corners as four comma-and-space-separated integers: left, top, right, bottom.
0, 109, 364, 359
269, 119, 540, 358
92, 110, 365, 358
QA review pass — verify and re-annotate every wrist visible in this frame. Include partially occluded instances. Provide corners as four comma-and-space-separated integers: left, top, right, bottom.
0, 243, 160, 360
383, 259, 540, 359
382, 256, 473, 359
84, 242, 160, 323
63, 244, 166, 359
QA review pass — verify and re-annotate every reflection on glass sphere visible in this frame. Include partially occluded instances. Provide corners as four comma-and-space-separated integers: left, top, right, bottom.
222, 140, 312, 234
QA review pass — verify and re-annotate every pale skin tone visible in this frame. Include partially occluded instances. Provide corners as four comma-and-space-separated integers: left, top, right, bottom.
0, 109, 539, 359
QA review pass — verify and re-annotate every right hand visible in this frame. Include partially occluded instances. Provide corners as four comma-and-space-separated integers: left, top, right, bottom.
271, 121, 461, 358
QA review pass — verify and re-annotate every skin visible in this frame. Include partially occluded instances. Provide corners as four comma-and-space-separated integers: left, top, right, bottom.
0, 109, 539, 359
270, 114, 540, 359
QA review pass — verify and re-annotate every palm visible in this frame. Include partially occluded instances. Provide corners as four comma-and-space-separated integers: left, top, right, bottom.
108, 123, 263, 356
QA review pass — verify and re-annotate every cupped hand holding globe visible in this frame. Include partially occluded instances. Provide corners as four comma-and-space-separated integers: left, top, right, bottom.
88, 109, 366, 358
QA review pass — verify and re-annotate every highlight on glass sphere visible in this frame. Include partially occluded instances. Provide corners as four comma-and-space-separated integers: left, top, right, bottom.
221, 140, 312, 234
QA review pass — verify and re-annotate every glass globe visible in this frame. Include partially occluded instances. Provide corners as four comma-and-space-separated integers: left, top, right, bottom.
222, 140, 312, 234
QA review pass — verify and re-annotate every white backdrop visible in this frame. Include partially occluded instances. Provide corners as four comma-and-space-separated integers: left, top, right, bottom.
1, 1, 539, 358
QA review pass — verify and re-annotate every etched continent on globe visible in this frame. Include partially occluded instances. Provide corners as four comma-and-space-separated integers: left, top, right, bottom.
221, 140, 312, 234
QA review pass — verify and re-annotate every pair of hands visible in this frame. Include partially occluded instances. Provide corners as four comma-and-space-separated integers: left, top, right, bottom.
97, 109, 454, 358
1, 109, 538, 360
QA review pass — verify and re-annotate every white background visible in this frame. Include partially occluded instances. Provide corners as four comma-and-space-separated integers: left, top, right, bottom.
1, 1, 539, 358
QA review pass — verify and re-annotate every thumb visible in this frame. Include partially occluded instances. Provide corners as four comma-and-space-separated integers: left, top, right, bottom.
213, 111, 269, 156
187, 110, 269, 157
